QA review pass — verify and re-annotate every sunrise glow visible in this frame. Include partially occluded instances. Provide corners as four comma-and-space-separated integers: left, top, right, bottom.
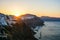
0, 0, 60, 17
10, 9, 24, 16
14, 13, 20, 16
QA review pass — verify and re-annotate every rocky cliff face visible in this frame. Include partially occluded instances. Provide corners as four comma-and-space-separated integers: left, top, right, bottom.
21, 14, 44, 32
0, 13, 44, 40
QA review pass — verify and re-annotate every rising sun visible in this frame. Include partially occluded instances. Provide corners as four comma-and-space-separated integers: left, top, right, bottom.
14, 13, 20, 16
11, 9, 24, 16
12, 10, 22, 16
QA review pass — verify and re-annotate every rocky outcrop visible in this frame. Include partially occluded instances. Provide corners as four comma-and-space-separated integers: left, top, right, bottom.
21, 14, 44, 32
21, 14, 44, 27
0, 13, 44, 40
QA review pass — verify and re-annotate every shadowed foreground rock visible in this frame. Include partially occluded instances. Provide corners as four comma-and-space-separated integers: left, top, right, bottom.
5, 19, 38, 40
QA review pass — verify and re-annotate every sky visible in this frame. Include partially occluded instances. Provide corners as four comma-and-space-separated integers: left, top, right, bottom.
0, 0, 60, 17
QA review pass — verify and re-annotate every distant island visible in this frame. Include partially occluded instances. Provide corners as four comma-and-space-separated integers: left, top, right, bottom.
41, 16, 60, 21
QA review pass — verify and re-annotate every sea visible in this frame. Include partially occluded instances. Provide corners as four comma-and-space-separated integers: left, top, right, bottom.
36, 21, 60, 40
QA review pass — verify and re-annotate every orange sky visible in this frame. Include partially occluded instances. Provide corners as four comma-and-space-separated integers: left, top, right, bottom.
0, 0, 60, 18
0, 9, 60, 18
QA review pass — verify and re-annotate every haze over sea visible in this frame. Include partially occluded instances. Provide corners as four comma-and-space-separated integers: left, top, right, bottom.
37, 21, 60, 40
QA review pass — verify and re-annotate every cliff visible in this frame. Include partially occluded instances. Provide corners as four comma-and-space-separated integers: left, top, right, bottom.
0, 13, 44, 40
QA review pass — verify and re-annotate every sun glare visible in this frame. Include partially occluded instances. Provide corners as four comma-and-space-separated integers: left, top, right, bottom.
14, 13, 20, 16
11, 9, 23, 16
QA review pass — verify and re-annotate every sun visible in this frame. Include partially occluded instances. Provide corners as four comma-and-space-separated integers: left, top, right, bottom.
14, 13, 20, 16
11, 9, 25, 17
11, 10, 22, 16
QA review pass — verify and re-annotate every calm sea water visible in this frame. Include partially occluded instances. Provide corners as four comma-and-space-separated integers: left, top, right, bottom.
37, 21, 60, 40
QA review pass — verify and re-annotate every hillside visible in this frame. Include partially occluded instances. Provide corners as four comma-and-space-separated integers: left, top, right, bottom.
41, 16, 60, 21
0, 13, 44, 40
